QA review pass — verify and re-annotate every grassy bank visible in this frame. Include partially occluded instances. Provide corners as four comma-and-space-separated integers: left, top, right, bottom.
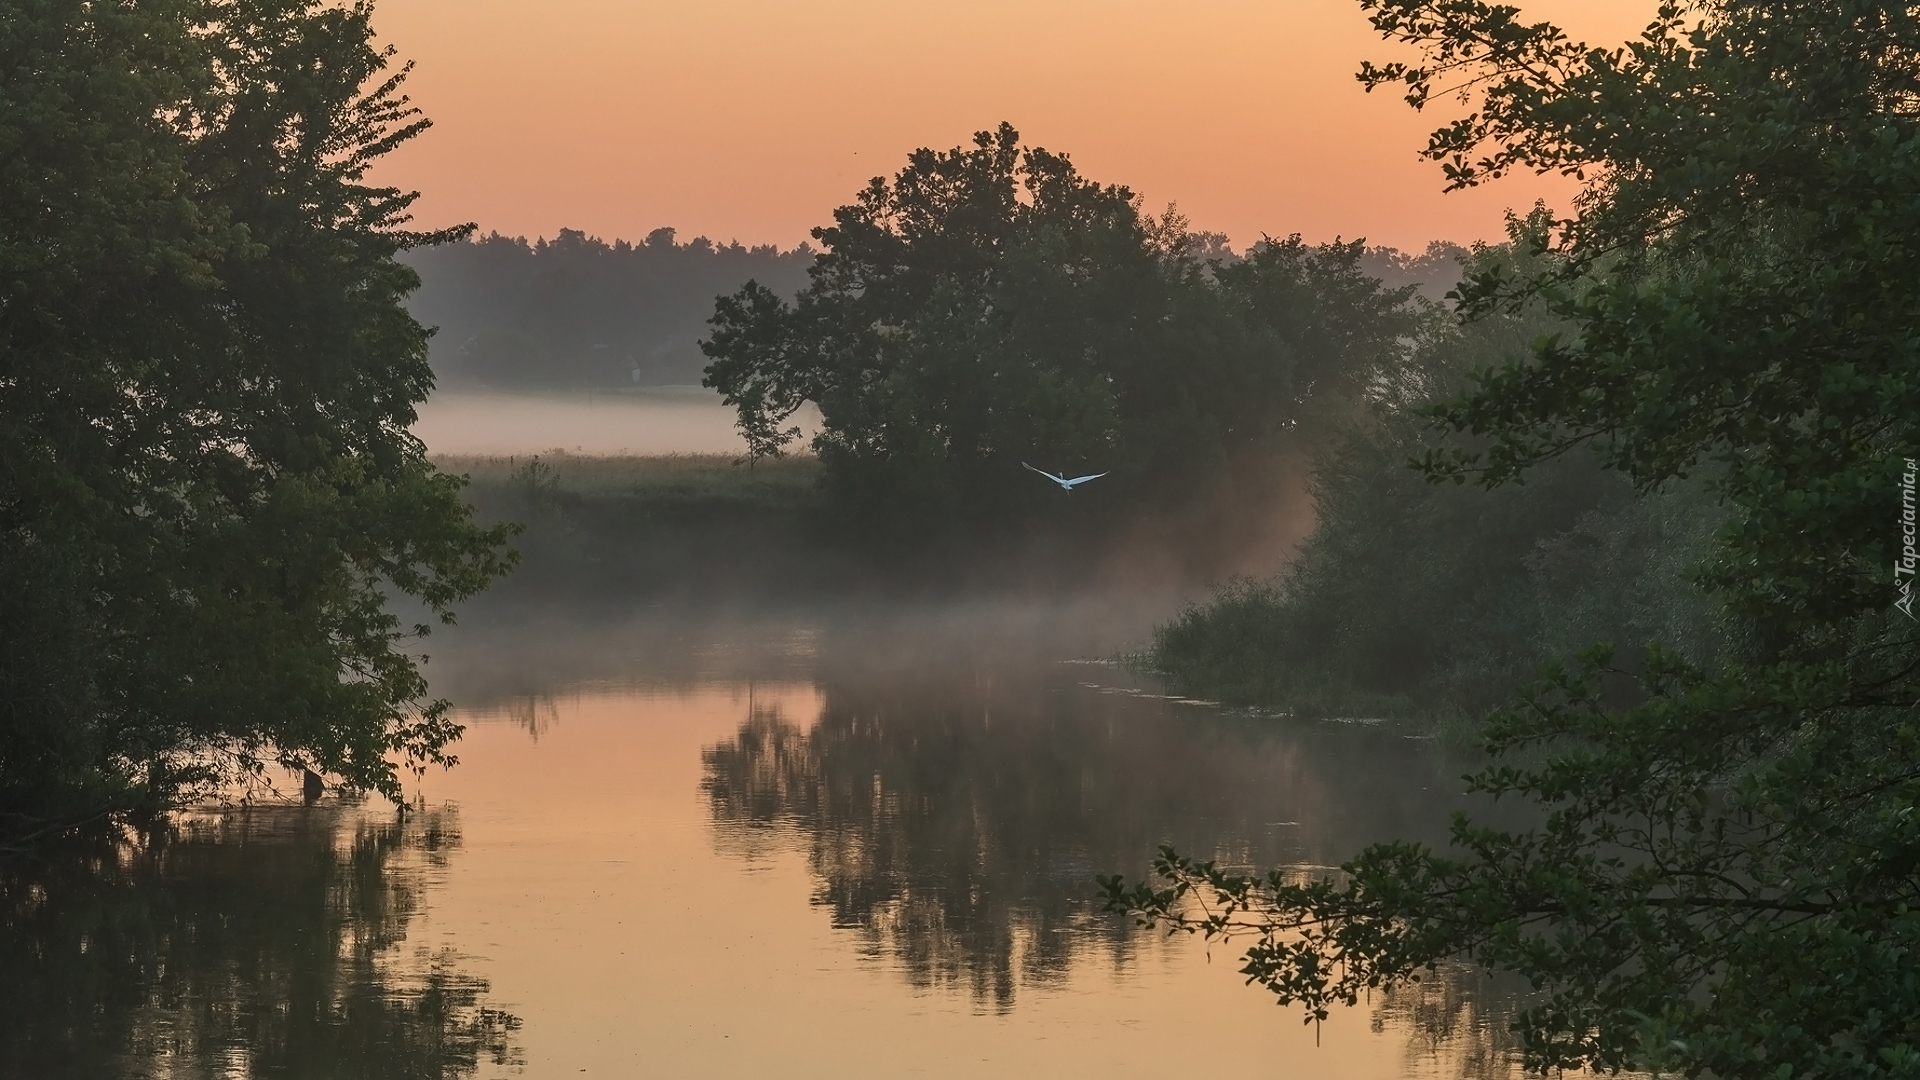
435, 452, 853, 605
435, 449, 1313, 610
435, 451, 820, 503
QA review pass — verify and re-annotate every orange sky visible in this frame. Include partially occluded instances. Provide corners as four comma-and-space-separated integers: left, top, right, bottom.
369, 0, 1657, 254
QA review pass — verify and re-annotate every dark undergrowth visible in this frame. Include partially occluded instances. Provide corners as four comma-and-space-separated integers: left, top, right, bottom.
1149, 455, 1728, 720
1144, 228, 1734, 729
437, 452, 850, 606
437, 448, 1314, 614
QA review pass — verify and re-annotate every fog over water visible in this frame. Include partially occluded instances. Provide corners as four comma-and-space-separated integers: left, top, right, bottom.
395, 600, 1526, 1079
411, 387, 755, 456
2, 586, 1540, 1078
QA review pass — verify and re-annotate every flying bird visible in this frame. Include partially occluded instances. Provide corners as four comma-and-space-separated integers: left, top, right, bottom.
1023, 462, 1108, 493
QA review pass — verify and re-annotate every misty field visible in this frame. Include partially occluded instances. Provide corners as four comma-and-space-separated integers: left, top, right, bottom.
433, 450, 821, 502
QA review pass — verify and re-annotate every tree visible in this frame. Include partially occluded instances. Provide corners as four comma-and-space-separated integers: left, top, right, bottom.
0, 0, 513, 836
1149, 213, 1728, 716
1106, 2, 1920, 1075
701, 122, 1420, 525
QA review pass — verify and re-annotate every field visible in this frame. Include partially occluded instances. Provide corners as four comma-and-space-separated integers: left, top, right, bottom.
433, 451, 821, 503
436, 452, 853, 607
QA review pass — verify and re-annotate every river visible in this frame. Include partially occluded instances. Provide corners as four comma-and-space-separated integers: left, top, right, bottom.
2, 591, 1530, 1078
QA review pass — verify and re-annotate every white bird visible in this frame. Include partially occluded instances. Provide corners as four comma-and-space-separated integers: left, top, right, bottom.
1023, 462, 1108, 492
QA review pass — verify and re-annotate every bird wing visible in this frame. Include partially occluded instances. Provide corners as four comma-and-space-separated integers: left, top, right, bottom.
1022, 462, 1068, 484
1063, 472, 1109, 487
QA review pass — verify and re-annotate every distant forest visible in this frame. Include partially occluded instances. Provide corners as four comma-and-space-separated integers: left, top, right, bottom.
401, 228, 815, 388
1353, 240, 1469, 299
402, 226, 1466, 390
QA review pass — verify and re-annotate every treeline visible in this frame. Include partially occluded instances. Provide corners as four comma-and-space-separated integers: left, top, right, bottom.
402, 228, 814, 388
401, 221, 1461, 396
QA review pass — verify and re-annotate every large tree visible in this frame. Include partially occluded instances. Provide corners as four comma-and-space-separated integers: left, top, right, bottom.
0, 0, 512, 835
701, 122, 1419, 523
1107, 2, 1920, 1076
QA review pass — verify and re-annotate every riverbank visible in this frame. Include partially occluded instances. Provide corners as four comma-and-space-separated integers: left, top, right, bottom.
435, 452, 849, 604
435, 450, 1311, 611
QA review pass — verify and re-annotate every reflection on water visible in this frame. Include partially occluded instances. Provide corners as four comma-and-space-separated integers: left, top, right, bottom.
697, 636, 1505, 1038
704, 698, 1135, 1009
9, 602, 1539, 1078
1377, 965, 1526, 1079
410, 388, 745, 456
0, 803, 517, 1079
409, 388, 822, 457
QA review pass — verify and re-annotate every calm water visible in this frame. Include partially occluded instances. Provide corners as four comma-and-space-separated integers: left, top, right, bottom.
3, 599, 1526, 1078
410, 387, 747, 456
409, 388, 820, 456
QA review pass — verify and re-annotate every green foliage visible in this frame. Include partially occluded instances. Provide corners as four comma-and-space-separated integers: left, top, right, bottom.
1109, 2, 1920, 1075
1151, 222, 1727, 715
0, 0, 513, 831
701, 122, 1420, 525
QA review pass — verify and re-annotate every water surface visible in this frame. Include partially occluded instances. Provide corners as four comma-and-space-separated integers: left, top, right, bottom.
411, 388, 745, 456
4, 601, 1525, 1078
409, 388, 820, 456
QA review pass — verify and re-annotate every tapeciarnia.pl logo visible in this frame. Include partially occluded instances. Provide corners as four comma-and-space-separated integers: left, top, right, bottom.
1899, 457, 1917, 619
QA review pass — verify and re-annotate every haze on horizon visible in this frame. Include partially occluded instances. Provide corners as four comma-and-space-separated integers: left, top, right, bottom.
370, 0, 1657, 255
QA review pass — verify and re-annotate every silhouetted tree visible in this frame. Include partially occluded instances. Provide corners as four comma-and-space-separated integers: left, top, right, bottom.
1110, 2, 1920, 1074
0, 0, 514, 833
702, 122, 1421, 524
1152, 216, 1725, 714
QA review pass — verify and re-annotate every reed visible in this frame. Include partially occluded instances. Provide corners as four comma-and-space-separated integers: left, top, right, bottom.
434, 451, 820, 503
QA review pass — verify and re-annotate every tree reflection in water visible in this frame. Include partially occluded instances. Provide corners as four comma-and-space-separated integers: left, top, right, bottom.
706, 700, 1133, 1009
0, 802, 519, 1079
1372, 962, 1528, 1078
703, 650, 1425, 1005
702, 646, 1538, 1076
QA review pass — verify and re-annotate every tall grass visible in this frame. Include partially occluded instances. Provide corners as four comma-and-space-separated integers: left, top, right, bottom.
435, 452, 848, 606
433, 451, 819, 503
